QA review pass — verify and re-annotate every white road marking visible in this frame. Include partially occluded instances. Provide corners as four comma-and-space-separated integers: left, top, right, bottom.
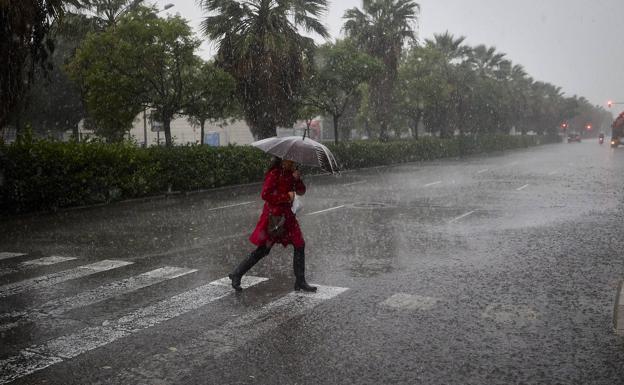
0, 276, 268, 384
21, 256, 77, 267
0, 266, 198, 332
0, 256, 78, 278
110, 285, 349, 384
482, 303, 538, 325
342, 180, 367, 187
0, 252, 26, 261
424, 181, 442, 187
477, 168, 489, 174
516, 184, 530, 191
206, 202, 254, 211
306, 205, 345, 216
449, 211, 476, 224
0, 260, 133, 298
381, 293, 439, 311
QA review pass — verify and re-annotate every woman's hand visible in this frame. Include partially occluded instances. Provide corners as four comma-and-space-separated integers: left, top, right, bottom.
288, 191, 295, 202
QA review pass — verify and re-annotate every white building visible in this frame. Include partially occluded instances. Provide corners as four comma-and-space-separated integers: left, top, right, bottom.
129, 114, 255, 146
128, 113, 331, 146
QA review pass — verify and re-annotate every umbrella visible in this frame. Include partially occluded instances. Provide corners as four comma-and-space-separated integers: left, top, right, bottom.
251, 136, 340, 174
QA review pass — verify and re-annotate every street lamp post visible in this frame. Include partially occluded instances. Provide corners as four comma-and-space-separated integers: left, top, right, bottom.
159, 3, 175, 13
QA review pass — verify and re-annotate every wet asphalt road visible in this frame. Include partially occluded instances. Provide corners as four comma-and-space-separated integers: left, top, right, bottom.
1, 140, 624, 384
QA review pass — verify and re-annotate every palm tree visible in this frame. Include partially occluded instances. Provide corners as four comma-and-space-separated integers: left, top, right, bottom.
343, 0, 419, 141
199, 0, 329, 139
424, 31, 470, 63
78, 0, 145, 28
424, 32, 470, 137
469, 44, 506, 77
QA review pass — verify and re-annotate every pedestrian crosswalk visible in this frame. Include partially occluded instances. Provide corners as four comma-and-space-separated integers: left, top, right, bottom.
0, 252, 349, 385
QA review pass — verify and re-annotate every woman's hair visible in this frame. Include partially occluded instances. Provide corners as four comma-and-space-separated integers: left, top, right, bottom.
268, 156, 282, 171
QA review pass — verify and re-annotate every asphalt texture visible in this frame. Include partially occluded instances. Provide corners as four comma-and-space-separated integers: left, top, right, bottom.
1, 140, 624, 385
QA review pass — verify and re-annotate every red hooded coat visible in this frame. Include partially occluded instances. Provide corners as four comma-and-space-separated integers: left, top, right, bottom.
249, 167, 306, 248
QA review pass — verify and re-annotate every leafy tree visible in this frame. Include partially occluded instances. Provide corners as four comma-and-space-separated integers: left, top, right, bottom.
69, 8, 201, 145
396, 45, 443, 138
15, 12, 98, 139
344, 0, 419, 141
304, 40, 381, 143
0, 0, 79, 129
78, 0, 145, 28
422, 32, 471, 137
199, 0, 329, 140
185, 62, 238, 145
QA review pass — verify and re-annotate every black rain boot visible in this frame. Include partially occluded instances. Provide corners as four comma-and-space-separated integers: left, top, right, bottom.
229, 246, 270, 291
293, 246, 317, 292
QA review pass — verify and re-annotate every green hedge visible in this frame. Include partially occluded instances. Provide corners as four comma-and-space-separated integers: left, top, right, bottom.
0, 134, 560, 213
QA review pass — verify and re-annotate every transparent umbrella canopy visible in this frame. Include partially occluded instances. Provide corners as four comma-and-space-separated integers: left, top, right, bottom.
251, 136, 340, 174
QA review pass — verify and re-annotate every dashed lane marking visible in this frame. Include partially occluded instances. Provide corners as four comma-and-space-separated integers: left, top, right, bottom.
424, 181, 442, 187
206, 202, 254, 211
342, 180, 367, 187
449, 211, 476, 224
306, 205, 346, 216
516, 184, 530, 191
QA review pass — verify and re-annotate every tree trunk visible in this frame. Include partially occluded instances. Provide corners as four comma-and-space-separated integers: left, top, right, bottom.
333, 114, 340, 144
200, 119, 206, 145
255, 121, 277, 140
73, 123, 80, 142
412, 116, 419, 139
379, 121, 389, 142
164, 117, 172, 147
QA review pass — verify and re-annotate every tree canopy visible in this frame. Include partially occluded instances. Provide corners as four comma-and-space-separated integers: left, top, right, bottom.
199, 0, 329, 140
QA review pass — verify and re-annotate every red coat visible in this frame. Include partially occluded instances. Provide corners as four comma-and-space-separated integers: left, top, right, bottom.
249, 167, 306, 248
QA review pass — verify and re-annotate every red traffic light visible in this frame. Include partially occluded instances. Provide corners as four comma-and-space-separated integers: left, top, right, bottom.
586, 124, 592, 130
608, 100, 613, 108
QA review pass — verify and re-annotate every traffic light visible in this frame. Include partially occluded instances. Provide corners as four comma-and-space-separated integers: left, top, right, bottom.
608, 100, 613, 108
586, 124, 592, 131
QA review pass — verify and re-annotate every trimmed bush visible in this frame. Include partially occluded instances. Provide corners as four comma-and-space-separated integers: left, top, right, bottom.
0, 134, 560, 214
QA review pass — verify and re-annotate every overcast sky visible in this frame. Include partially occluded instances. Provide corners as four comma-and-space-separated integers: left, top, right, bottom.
155, 0, 624, 116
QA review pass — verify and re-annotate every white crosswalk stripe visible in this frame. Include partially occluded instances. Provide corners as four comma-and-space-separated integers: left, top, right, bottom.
381, 293, 440, 311
0, 266, 198, 332
21, 256, 77, 266
0, 260, 133, 298
0, 256, 77, 277
0, 276, 268, 384
0, 252, 26, 261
